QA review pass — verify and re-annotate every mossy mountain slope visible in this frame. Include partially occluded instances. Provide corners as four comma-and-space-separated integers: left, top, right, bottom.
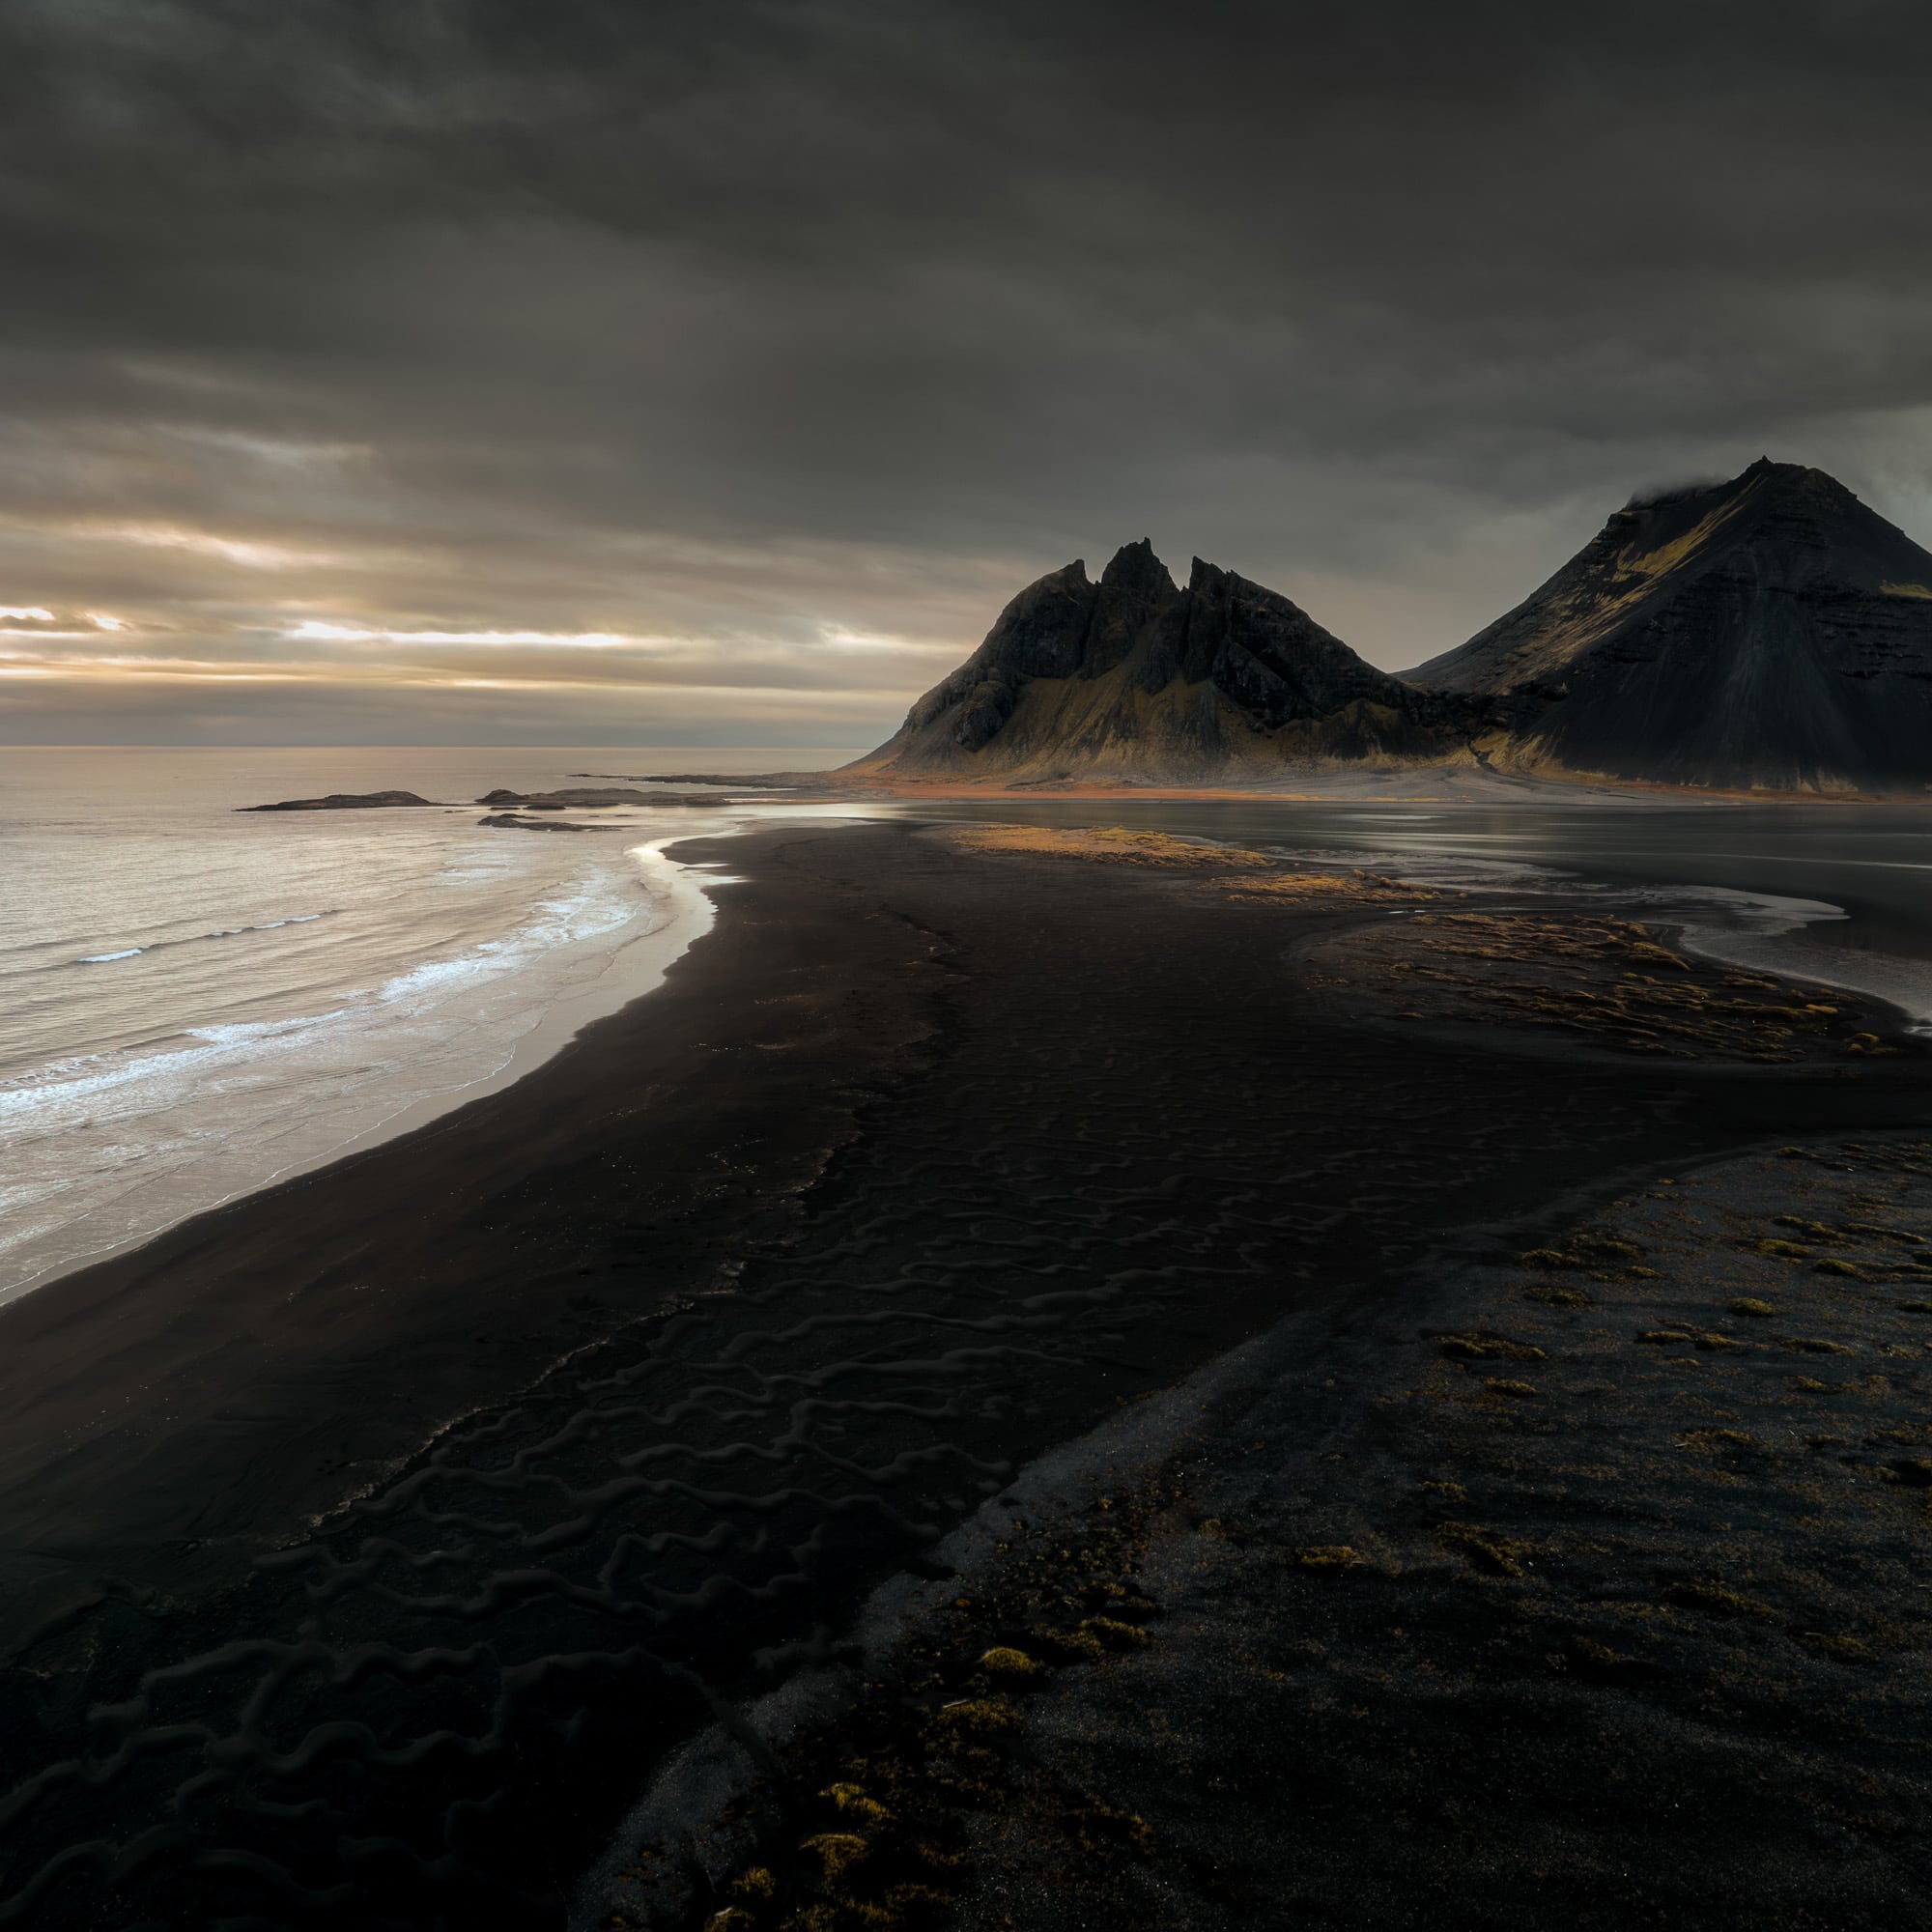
848, 540, 1472, 781
1409, 459, 1932, 791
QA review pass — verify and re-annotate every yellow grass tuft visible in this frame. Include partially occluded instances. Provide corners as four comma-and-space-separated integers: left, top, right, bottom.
800, 1832, 870, 1881
977, 1646, 1040, 1679
1224, 869, 1439, 905
1293, 1545, 1363, 1571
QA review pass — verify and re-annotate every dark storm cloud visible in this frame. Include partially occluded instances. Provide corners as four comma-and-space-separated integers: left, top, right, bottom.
2, 0, 1931, 740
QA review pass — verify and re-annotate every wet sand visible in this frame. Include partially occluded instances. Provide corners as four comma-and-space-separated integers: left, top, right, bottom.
2, 819, 1928, 1930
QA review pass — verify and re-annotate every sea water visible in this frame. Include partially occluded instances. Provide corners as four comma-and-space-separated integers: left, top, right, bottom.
0, 747, 867, 1301
933, 794, 1932, 1024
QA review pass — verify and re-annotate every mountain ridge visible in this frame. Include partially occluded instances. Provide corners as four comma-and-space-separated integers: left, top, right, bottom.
1409, 458, 1932, 790
848, 459, 1932, 794
846, 540, 1474, 782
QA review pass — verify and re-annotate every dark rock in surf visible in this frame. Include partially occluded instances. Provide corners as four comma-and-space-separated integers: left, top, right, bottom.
477, 787, 767, 808
477, 788, 643, 808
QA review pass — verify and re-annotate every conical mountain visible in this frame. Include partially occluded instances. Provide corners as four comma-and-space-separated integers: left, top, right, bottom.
1409, 459, 1932, 791
849, 540, 1469, 781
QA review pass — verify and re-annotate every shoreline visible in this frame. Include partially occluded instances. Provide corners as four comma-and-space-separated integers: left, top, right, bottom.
0, 833, 721, 1307
0, 821, 943, 1642
5, 819, 1931, 1929
0, 801, 889, 1308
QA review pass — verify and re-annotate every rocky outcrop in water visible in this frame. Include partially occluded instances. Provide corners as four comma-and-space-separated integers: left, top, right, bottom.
477, 787, 642, 808
848, 541, 1474, 782
1409, 459, 1932, 792
478, 812, 595, 832
241, 791, 438, 811
476, 788, 763, 809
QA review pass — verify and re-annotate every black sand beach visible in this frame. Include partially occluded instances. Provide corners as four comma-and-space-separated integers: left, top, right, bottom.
3, 818, 1929, 1930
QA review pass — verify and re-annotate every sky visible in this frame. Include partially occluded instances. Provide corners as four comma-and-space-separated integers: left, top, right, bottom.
3, 0, 1932, 747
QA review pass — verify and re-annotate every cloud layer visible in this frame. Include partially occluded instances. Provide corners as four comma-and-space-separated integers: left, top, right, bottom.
4, 0, 1931, 743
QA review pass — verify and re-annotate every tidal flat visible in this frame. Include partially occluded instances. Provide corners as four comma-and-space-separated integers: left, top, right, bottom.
2, 818, 1928, 1930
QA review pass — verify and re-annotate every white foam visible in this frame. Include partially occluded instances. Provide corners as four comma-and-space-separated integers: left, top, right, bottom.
0, 791, 892, 1303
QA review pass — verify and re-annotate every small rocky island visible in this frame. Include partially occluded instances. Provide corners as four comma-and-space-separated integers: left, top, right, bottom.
240, 790, 440, 811
241, 785, 765, 816
475, 787, 764, 809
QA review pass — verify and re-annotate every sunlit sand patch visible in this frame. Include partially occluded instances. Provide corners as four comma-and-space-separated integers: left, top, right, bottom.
950, 823, 1273, 866
949, 826, 1446, 910
1221, 868, 1447, 905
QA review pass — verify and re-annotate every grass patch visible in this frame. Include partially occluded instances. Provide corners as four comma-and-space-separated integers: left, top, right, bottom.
1226, 868, 1435, 905
800, 1832, 871, 1882
1438, 1333, 1547, 1362
1567, 1634, 1638, 1675
977, 1647, 1040, 1680
1437, 1521, 1531, 1577
1522, 1283, 1593, 1309
1522, 1230, 1642, 1270
1634, 1322, 1738, 1349
1665, 1579, 1777, 1619
823, 1783, 894, 1826
1728, 1297, 1777, 1319
1799, 1632, 1874, 1662
1293, 1545, 1362, 1572
1078, 1616, 1151, 1649
952, 824, 1268, 867
1775, 1215, 1852, 1243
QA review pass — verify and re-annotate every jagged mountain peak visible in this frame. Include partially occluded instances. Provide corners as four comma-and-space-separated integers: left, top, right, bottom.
845, 464, 1932, 794
1099, 537, 1178, 591
847, 541, 1469, 781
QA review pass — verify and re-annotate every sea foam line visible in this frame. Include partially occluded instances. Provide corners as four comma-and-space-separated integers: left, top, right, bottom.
73, 911, 338, 965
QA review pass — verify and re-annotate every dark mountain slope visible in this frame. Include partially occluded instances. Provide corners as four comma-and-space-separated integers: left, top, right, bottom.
1410, 460, 1932, 791
849, 540, 1472, 781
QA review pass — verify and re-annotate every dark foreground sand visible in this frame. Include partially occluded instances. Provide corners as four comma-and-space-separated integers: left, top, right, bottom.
615, 1135, 1932, 1932
1, 820, 1928, 1930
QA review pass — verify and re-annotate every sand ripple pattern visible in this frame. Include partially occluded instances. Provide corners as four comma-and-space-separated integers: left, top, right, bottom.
0, 854, 1827, 1928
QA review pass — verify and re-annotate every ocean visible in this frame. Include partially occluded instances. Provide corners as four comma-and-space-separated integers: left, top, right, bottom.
0, 747, 869, 1301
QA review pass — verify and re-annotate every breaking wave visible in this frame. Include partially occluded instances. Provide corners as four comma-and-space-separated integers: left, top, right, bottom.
73, 911, 337, 965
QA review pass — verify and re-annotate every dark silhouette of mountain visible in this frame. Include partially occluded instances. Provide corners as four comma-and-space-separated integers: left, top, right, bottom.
848, 540, 1470, 781
1408, 459, 1932, 791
